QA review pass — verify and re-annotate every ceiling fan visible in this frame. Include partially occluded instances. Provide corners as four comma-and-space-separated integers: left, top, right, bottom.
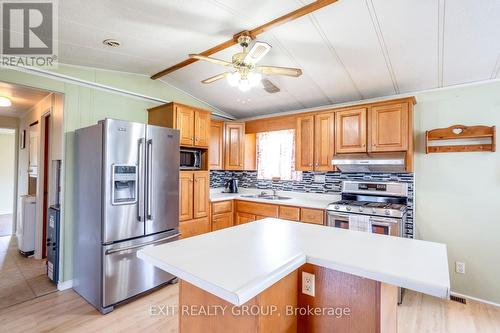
190, 35, 303, 92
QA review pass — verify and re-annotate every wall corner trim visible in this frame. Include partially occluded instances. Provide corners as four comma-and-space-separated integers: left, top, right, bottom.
57, 279, 74, 291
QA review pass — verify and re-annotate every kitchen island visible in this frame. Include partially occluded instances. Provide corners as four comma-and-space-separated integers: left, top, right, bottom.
138, 218, 450, 332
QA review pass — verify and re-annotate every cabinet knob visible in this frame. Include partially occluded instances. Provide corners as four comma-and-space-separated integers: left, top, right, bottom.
309, 163, 313, 166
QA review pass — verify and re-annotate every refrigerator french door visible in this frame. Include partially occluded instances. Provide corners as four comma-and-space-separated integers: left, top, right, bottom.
74, 119, 180, 314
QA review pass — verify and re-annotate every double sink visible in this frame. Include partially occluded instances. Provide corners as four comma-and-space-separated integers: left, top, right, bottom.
240, 192, 292, 201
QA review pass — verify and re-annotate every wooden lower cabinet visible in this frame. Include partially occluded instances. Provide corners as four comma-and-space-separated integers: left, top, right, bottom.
235, 212, 256, 225
212, 212, 233, 231
193, 171, 209, 219
179, 217, 210, 239
300, 208, 324, 225
279, 206, 300, 221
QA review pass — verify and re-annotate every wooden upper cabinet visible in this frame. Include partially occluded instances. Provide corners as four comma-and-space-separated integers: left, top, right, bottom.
369, 103, 409, 152
147, 102, 211, 148
314, 113, 335, 171
193, 171, 209, 219
295, 115, 315, 171
179, 171, 193, 222
224, 122, 245, 170
335, 108, 367, 153
209, 120, 224, 170
244, 133, 257, 171
194, 110, 210, 147
176, 105, 195, 146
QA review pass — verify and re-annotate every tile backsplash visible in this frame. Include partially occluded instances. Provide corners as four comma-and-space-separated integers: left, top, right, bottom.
210, 170, 415, 238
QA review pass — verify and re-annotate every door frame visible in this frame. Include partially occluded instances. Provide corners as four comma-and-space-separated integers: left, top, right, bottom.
0, 126, 19, 235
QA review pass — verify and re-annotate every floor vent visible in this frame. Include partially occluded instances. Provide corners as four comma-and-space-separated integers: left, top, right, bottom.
450, 295, 467, 304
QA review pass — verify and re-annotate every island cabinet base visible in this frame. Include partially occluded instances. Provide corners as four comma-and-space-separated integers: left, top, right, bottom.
179, 264, 398, 333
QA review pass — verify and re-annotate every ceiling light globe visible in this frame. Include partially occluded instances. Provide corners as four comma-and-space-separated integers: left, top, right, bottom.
0, 96, 12, 107
227, 72, 240, 87
238, 79, 251, 92
248, 72, 262, 87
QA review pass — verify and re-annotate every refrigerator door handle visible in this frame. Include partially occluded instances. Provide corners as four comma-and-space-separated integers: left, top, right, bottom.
137, 138, 145, 222
105, 233, 180, 254
146, 139, 153, 220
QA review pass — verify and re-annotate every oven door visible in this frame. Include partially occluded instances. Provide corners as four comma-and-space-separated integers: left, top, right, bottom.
327, 212, 401, 236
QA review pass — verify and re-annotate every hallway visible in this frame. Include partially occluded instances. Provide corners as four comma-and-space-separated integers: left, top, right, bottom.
0, 235, 57, 309
0, 214, 13, 237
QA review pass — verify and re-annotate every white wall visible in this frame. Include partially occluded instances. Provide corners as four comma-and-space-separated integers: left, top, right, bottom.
414, 80, 500, 304
0, 131, 15, 214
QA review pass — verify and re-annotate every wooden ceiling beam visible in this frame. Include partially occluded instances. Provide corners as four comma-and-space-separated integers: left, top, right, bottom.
151, 0, 338, 80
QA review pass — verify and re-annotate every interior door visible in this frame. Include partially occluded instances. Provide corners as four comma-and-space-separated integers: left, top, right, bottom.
295, 115, 314, 171
145, 125, 180, 235
103, 119, 146, 243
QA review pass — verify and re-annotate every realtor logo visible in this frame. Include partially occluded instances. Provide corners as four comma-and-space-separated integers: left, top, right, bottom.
0, 0, 58, 67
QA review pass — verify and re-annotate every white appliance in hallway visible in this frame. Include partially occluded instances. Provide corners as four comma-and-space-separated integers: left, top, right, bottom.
17, 195, 36, 256
74, 119, 180, 314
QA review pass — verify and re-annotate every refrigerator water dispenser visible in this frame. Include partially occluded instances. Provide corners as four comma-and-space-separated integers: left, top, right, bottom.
112, 164, 137, 205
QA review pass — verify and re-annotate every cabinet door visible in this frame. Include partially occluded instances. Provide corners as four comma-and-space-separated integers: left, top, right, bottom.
224, 123, 245, 170
335, 108, 367, 153
314, 113, 335, 171
370, 103, 408, 152
179, 172, 193, 221
295, 115, 315, 171
194, 110, 210, 148
235, 212, 256, 225
212, 212, 233, 231
176, 105, 195, 146
193, 171, 209, 219
209, 120, 224, 170
179, 217, 210, 239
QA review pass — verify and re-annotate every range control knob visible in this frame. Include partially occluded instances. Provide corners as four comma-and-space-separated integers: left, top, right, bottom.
384, 209, 390, 216
346, 206, 351, 211
358, 207, 363, 212
372, 209, 377, 214
334, 205, 340, 210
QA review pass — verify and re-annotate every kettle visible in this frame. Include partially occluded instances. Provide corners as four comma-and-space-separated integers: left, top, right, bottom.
225, 179, 238, 193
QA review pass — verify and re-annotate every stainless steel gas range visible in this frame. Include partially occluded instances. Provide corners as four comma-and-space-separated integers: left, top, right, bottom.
326, 180, 409, 303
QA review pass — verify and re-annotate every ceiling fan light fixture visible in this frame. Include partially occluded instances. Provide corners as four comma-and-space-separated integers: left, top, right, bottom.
238, 79, 251, 92
248, 72, 262, 87
227, 72, 241, 87
0, 96, 12, 107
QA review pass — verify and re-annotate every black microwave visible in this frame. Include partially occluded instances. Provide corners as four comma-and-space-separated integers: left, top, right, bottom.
180, 149, 201, 170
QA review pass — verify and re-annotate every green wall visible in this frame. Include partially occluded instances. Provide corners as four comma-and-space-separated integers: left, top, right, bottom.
0, 64, 226, 282
413, 81, 500, 304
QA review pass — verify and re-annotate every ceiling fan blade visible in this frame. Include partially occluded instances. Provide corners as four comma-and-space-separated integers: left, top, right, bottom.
189, 54, 232, 67
256, 66, 303, 77
244, 41, 272, 65
262, 78, 280, 94
201, 72, 230, 84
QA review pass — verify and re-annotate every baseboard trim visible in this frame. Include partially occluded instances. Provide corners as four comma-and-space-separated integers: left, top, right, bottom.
57, 279, 73, 291
451, 291, 500, 308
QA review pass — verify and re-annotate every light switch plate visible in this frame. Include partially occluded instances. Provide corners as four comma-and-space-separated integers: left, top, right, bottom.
302, 272, 315, 296
313, 174, 326, 183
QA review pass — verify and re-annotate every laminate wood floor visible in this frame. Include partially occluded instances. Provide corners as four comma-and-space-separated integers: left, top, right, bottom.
0, 283, 498, 333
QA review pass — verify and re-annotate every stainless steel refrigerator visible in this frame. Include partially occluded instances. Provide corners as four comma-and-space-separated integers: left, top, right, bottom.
74, 119, 180, 314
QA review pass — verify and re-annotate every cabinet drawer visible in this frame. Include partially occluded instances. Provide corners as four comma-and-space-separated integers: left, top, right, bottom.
179, 217, 210, 239
212, 200, 233, 214
279, 206, 300, 221
212, 212, 233, 231
236, 201, 279, 217
300, 208, 324, 225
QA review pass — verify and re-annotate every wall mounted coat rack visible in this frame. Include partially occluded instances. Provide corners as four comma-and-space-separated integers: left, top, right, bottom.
425, 125, 496, 153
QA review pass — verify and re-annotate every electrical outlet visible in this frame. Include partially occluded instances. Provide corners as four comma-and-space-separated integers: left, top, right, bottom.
455, 262, 466, 274
302, 272, 315, 296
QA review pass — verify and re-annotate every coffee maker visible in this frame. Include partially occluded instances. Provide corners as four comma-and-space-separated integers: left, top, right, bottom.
225, 179, 238, 193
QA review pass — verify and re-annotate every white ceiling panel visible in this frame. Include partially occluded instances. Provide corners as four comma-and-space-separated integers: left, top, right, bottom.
311, 0, 396, 99
442, 0, 500, 85
371, 0, 439, 92
48, 0, 500, 118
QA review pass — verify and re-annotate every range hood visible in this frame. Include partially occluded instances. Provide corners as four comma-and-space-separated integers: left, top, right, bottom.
332, 153, 406, 173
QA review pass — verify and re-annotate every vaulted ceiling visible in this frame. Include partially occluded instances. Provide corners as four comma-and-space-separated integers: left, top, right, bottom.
58, 0, 500, 118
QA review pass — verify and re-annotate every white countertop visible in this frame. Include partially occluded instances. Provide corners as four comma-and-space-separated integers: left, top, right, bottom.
138, 219, 450, 306
210, 187, 339, 209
